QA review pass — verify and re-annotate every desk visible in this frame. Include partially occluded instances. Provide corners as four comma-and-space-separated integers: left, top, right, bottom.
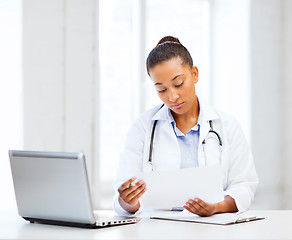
1, 210, 291, 239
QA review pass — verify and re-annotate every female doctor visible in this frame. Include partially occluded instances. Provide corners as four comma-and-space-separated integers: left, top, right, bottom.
113, 36, 258, 216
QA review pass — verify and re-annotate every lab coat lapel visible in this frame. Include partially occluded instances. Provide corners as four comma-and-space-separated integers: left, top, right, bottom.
154, 120, 180, 170
151, 105, 180, 171
197, 98, 220, 167
198, 119, 210, 166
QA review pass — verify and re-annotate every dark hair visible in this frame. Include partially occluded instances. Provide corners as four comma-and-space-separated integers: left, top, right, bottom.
146, 36, 193, 75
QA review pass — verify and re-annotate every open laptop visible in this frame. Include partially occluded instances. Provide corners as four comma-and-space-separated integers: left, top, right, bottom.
8, 150, 140, 228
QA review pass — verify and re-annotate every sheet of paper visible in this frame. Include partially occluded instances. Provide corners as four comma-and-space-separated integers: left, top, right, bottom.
136, 166, 224, 209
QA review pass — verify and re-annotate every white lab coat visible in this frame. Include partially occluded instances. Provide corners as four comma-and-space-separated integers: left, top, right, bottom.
113, 98, 258, 215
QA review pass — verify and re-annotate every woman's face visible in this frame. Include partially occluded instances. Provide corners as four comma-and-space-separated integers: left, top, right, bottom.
149, 57, 199, 115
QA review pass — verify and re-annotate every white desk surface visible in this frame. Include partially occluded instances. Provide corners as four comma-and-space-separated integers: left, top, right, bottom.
1, 210, 291, 240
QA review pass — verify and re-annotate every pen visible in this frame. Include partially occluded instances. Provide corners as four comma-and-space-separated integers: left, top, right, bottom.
235, 216, 257, 223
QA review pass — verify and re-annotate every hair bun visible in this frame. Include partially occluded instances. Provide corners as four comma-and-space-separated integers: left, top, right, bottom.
156, 36, 181, 47
147, 36, 193, 75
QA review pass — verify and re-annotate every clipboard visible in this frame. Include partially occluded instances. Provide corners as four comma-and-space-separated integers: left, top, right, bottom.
150, 211, 265, 225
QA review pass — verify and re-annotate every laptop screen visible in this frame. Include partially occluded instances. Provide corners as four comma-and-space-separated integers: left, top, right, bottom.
9, 150, 96, 224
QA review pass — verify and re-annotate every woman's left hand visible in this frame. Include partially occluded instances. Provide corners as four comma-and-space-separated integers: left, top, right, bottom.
184, 198, 217, 217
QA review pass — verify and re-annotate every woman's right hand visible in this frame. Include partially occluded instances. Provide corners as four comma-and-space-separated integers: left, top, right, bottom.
118, 177, 147, 213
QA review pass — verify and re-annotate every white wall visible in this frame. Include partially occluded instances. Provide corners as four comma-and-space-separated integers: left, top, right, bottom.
250, 0, 292, 209
23, 0, 100, 208
210, 0, 250, 140
283, 0, 292, 209
0, 0, 21, 213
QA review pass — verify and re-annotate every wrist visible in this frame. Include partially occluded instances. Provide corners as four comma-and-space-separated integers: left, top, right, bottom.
213, 195, 238, 214
213, 202, 221, 214
213, 202, 223, 214
118, 197, 140, 213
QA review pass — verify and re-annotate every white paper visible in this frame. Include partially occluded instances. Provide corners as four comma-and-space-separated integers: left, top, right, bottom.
136, 166, 224, 209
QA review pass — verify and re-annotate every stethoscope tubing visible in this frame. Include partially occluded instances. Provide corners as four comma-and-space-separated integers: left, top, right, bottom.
148, 118, 222, 170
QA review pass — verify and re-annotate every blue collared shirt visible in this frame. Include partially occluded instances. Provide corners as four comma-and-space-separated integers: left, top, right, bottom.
167, 109, 201, 168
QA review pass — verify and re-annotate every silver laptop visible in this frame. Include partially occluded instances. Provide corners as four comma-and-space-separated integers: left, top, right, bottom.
9, 150, 140, 228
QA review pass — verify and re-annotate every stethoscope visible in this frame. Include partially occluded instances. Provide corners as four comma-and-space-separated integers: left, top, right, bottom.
148, 114, 223, 171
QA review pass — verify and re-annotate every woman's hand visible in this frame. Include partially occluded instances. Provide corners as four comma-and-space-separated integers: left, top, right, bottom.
184, 195, 238, 216
118, 177, 147, 213
184, 198, 216, 217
